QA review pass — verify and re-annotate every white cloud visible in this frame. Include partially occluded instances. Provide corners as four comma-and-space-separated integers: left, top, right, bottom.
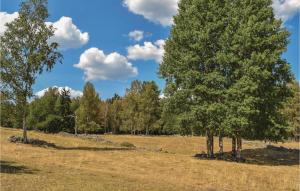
74, 47, 138, 81
0, 13, 88, 49
123, 0, 299, 26
123, 0, 179, 26
128, 30, 144, 41
0, 12, 19, 36
272, 0, 300, 22
46, 16, 89, 50
127, 39, 165, 63
35, 86, 83, 98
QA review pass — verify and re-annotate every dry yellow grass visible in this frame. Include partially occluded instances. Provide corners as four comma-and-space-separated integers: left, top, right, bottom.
0, 127, 299, 191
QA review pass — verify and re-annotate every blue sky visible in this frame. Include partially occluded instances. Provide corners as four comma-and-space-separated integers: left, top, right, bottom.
1, 0, 299, 99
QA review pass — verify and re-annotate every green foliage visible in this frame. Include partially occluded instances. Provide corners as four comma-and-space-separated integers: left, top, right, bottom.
139, 81, 161, 135
0, 0, 62, 140
107, 95, 123, 134
36, 114, 63, 133
121, 80, 143, 134
75, 82, 102, 134
281, 81, 300, 139
55, 88, 74, 132
160, 0, 228, 138
160, 0, 293, 147
0, 92, 15, 127
27, 87, 74, 133
119, 80, 161, 135
120, 141, 135, 148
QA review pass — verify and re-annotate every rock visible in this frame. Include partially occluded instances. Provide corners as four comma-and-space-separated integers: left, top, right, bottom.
8, 135, 56, 148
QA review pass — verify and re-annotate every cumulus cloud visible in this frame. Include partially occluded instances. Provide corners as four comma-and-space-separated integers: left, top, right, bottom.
123, 0, 179, 26
123, 0, 299, 26
46, 16, 89, 50
0, 13, 88, 49
74, 47, 138, 81
35, 86, 83, 98
272, 0, 300, 22
127, 39, 165, 63
0, 12, 19, 36
128, 30, 144, 41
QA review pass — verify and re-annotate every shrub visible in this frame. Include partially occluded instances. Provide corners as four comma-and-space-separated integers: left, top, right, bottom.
120, 141, 135, 148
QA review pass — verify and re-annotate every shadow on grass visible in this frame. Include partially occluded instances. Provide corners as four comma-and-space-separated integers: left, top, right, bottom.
54, 146, 135, 151
195, 146, 299, 166
0, 160, 38, 174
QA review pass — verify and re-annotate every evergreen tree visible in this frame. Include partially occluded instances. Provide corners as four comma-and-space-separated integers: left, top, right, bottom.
55, 88, 73, 132
0, 0, 62, 142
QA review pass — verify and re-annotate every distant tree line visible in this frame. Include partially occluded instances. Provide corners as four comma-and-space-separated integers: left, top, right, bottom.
1, 80, 299, 139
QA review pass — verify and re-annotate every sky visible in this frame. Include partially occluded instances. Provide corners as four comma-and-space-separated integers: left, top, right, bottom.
0, 0, 299, 99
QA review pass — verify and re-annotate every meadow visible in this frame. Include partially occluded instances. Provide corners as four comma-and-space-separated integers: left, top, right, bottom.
0, 127, 299, 191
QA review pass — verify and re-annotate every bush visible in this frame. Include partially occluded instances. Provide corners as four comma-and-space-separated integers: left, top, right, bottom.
120, 141, 135, 148
36, 114, 63, 133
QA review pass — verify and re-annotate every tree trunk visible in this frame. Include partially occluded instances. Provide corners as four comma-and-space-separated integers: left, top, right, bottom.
206, 130, 210, 157
232, 137, 237, 159
74, 115, 77, 136
210, 134, 214, 158
236, 136, 242, 161
219, 134, 223, 158
22, 112, 28, 143
206, 130, 214, 158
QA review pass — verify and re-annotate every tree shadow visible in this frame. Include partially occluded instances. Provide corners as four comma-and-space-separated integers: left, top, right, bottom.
0, 160, 38, 174
194, 146, 299, 166
54, 146, 135, 151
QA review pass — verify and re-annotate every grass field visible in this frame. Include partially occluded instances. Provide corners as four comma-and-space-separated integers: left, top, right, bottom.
0, 127, 299, 191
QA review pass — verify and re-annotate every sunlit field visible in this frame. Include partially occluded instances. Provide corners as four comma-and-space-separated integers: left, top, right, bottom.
0, 127, 299, 191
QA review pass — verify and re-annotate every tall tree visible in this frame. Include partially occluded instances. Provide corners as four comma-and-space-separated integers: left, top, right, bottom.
222, 0, 292, 160
55, 88, 73, 132
75, 82, 101, 134
108, 95, 123, 134
121, 80, 142, 134
139, 81, 160, 135
160, 0, 227, 158
160, 0, 293, 159
0, 0, 62, 142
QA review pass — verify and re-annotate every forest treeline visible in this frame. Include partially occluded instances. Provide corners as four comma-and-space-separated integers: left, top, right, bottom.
1, 80, 299, 138
1, 80, 179, 135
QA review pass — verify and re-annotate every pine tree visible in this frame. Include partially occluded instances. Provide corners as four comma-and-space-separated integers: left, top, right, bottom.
55, 88, 73, 132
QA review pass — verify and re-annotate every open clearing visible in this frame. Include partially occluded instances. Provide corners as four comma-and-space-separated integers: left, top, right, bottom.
0, 127, 299, 191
